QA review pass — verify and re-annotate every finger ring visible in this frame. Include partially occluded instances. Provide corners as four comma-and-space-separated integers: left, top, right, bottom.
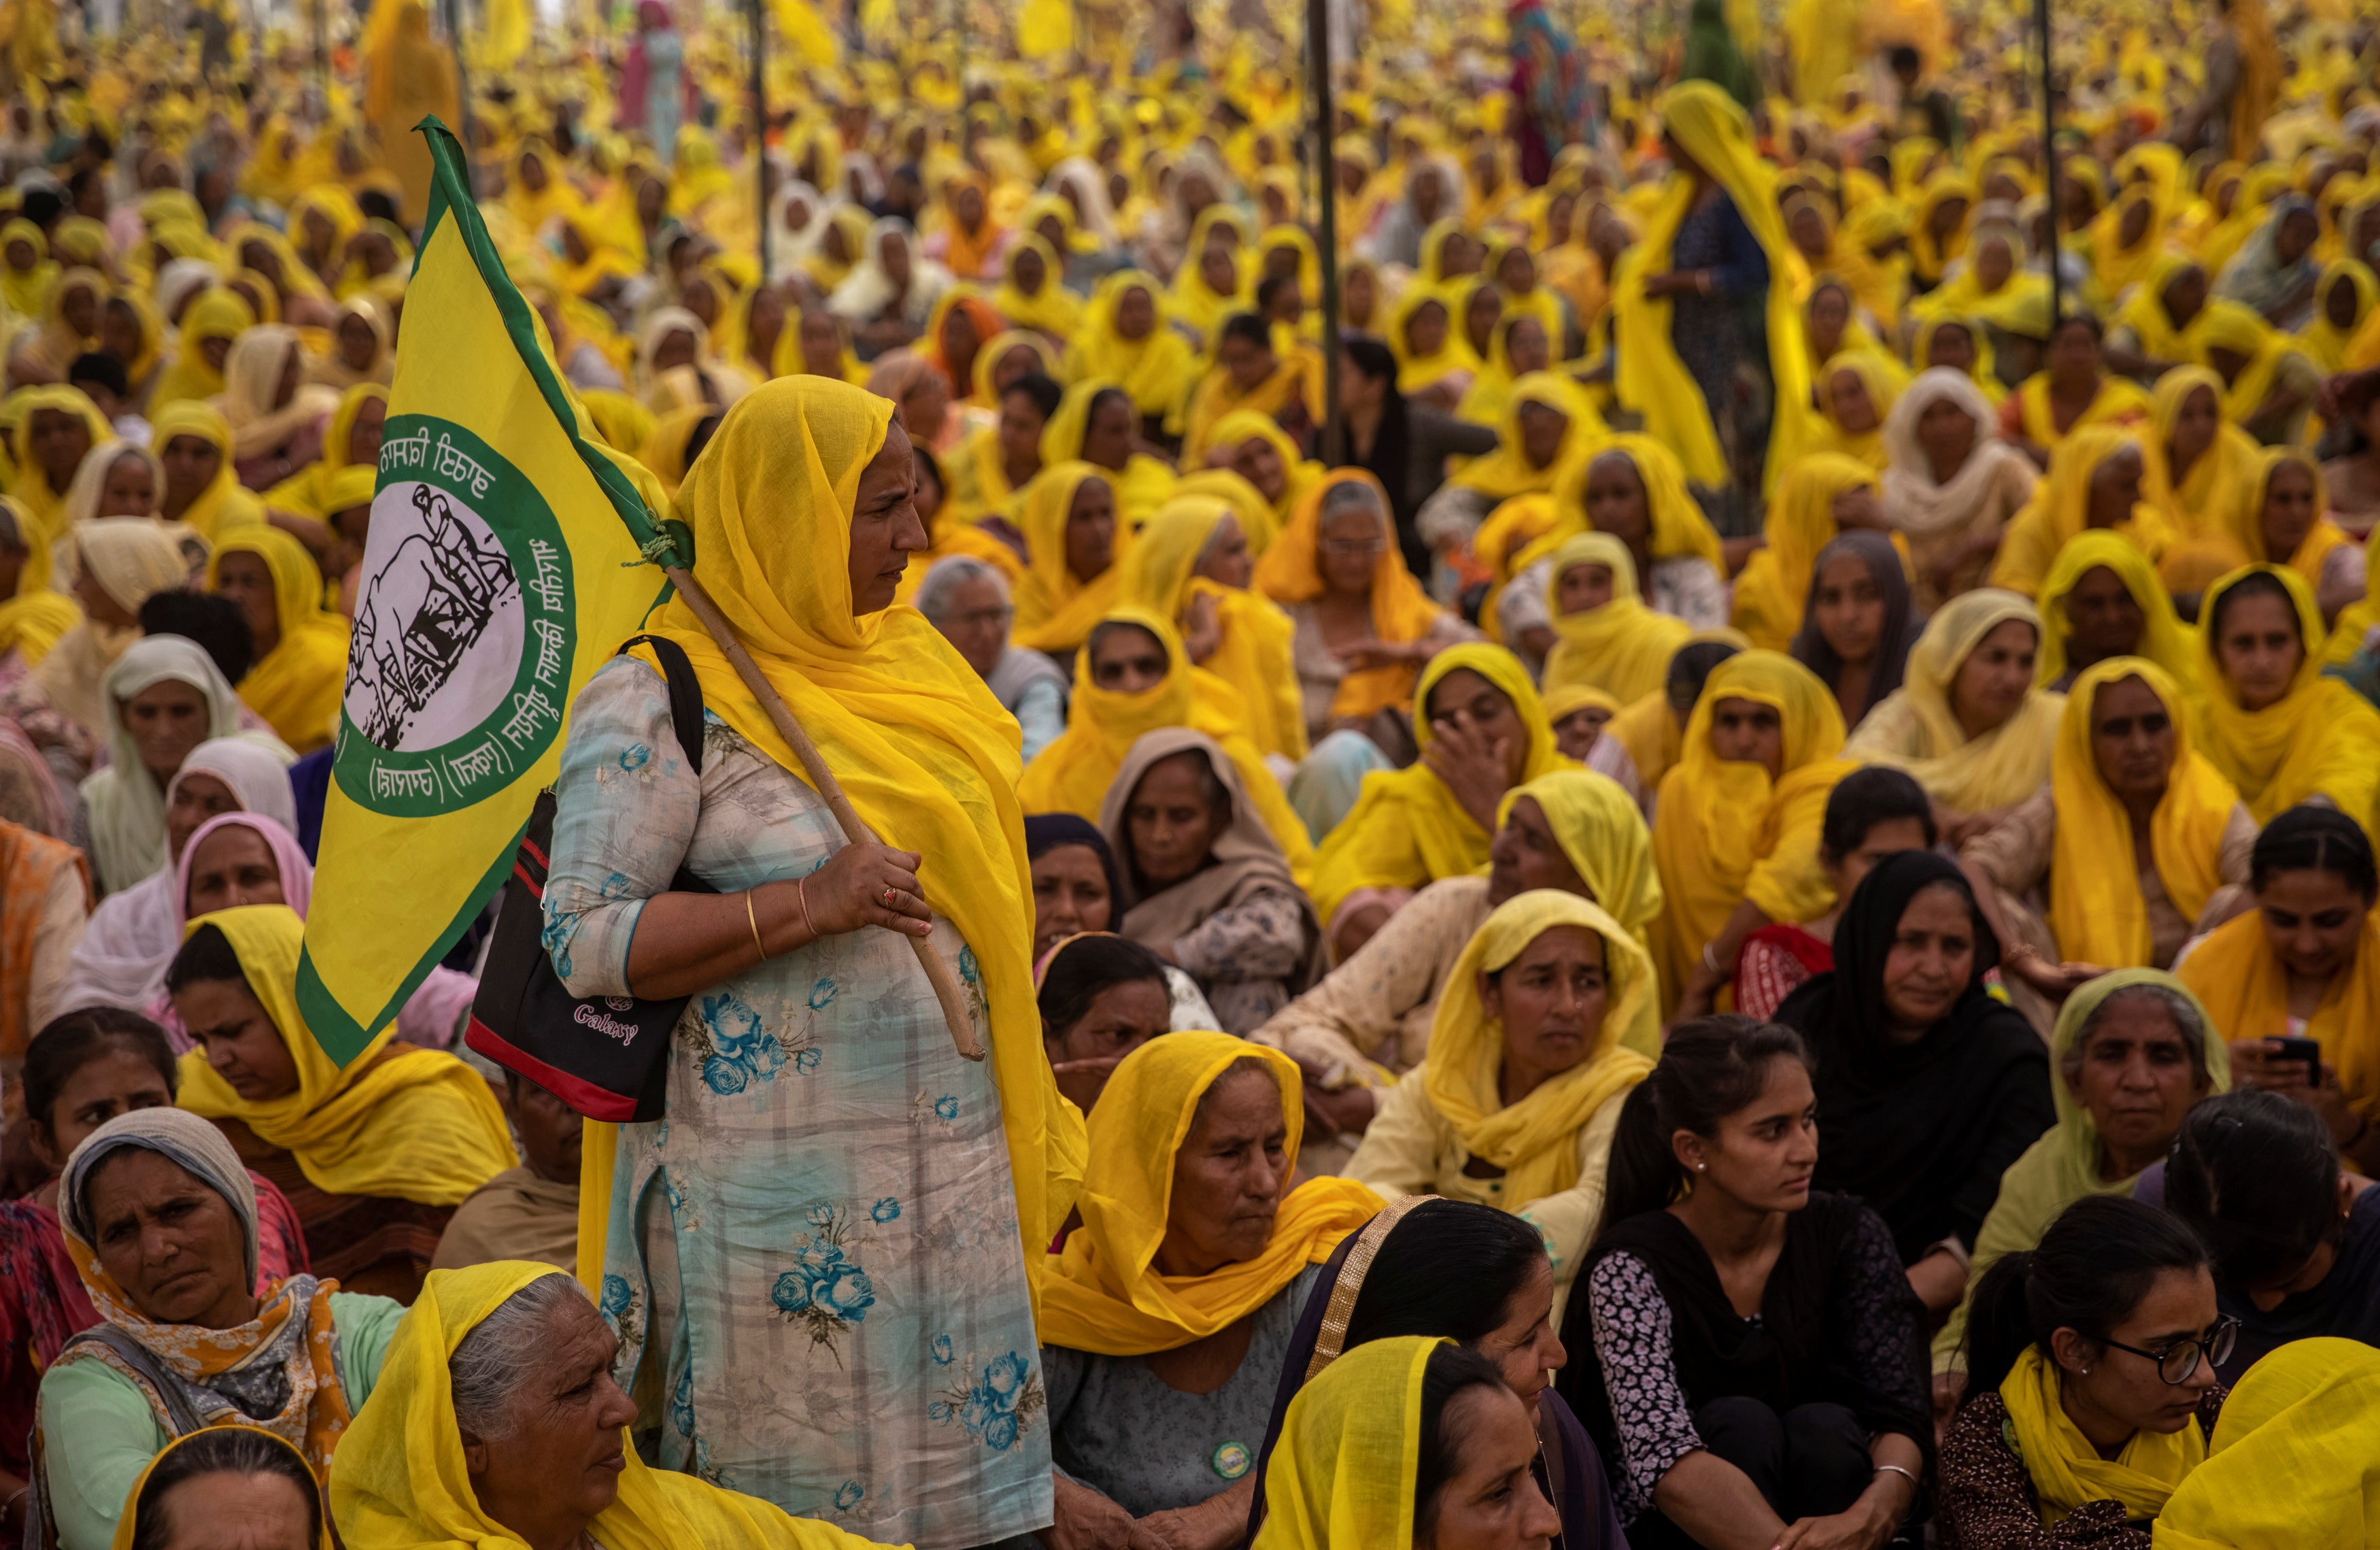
885, 888, 898, 907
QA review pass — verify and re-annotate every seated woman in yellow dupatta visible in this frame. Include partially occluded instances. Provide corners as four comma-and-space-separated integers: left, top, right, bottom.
1732, 452, 1883, 652
1657, 650, 1852, 1021
2107, 254, 2212, 380
1989, 424, 2175, 598
1041, 380, 1178, 527
1541, 533, 1692, 706
2177, 807, 2380, 1175
1011, 461, 1129, 658
1933, 973, 2229, 1383
1066, 272, 1203, 436
940, 368, 1054, 527
1845, 585, 2062, 824
1999, 312, 2151, 469
1960, 658, 2253, 1032
1344, 890, 1657, 1296
991, 234, 1082, 339
2226, 449, 2365, 625
1199, 411, 1323, 539
1936, 1195, 2226, 1541
1018, 606, 1313, 881
262, 383, 386, 522
149, 290, 256, 413
2195, 300, 2322, 448
1308, 643, 1565, 933
327, 1264, 890, 1550
1808, 352, 1901, 471
6, 386, 112, 585
1251, 470, 1473, 753
2148, 363, 2262, 592
1386, 287, 1478, 411
2154, 1338, 2380, 1550
2190, 565, 2380, 824
1455, 309, 1554, 429
168, 906, 514, 1301
1416, 373, 1605, 566
1121, 494, 1304, 760
32, 1108, 404, 1550
208, 526, 351, 754
154, 400, 269, 545
1038, 1035, 1378, 1548
2034, 529, 2198, 693
1180, 314, 1321, 465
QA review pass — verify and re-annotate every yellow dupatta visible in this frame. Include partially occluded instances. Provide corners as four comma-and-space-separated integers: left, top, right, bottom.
2147, 365, 2260, 571
1730, 451, 1876, 651
326, 1262, 888, 1550
1505, 433, 1729, 594
1500, 769, 1667, 953
1307, 643, 1569, 928
1038, 1035, 1381, 1355
1015, 605, 1314, 880
2190, 564, 2380, 824
150, 290, 257, 411
1039, 379, 1179, 525
1990, 424, 2175, 597
263, 383, 388, 520
2194, 301, 2301, 426
2300, 260, 2378, 372
1200, 410, 1323, 531
1542, 533, 1691, 705
1808, 352, 1901, 471
1848, 589, 2064, 813
1121, 495, 1306, 760
1251, 468, 1443, 721
625, 379, 1081, 1310
2014, 372, 2152, 452
2154, 1338, 2380, 1550
153, 399, 269, 543
207, 526, 353, 752
1179, 347, 1322, 466
2035, 530, 2198, 690
2047, 658, 2239, 968
991, 234, 1084, 337
2230, 448, 2353, 590
1422, 891, 1659, 1201
1386, 284, 1478, 398
1069, 271, 1203, 420
1650, 650, 1850, 1014
5, 385, 112, 580
2114, 254, 2211, 363
1611, 82, 1812, 492
1999, 1344, 2209, 1526
1252, 1337, 1441, 1550
1448, 373, 1605, 501
1011, 460, 1134, 654
175, 906, 515, 1204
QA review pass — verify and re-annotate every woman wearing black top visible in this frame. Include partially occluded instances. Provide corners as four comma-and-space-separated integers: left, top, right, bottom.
1775, 849, 2056, 1318
1560, 1017, 1930, 1550
1340, 335, 1498, 577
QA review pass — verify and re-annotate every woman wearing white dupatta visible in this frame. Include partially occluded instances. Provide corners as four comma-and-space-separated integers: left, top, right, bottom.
1880, 369, 2038, 611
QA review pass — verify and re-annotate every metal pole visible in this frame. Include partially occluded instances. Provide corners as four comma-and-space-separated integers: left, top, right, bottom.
1307, 0, 1340, 461
750, 0, 770, 280
2037, 0, 2061, 328
443, 0, 481, 197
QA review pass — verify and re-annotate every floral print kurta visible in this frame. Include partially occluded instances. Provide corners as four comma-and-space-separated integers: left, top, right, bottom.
544, 658, 1051, 1549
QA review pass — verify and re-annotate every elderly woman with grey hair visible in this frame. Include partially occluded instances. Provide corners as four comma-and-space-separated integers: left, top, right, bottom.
29, 1108, 405, 1550
326, 1264, 888, 1550
917, 552, 1068, 760
1931, 968, 2231, 1392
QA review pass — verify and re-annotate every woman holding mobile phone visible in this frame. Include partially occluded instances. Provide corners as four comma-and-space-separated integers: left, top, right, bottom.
2177, 805, 2380, 1177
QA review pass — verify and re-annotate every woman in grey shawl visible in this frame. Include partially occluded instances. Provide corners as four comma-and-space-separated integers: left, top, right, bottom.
29, 1109, 405, 1550
918, 554, 1068, 760
2215, 195, 2323, 328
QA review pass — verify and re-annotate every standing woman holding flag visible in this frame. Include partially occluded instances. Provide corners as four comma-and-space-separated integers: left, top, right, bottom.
541, 378, 1078, 1549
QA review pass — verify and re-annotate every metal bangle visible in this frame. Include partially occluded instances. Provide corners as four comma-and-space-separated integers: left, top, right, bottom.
1873, 1463, 1920, 1492
796, 875, 817, 939
746, 889, 768, 960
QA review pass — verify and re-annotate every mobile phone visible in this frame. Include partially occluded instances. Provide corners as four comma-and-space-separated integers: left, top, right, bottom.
2271, 1036, 2325, 1088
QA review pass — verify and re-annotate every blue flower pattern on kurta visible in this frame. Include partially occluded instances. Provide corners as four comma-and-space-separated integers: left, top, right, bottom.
933, 1349, 1044, 1453
770, 1202, 874, 1364
692, 990, 788, 1094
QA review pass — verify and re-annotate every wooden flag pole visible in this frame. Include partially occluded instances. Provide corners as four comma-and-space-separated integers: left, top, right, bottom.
660, 562, 986, 1064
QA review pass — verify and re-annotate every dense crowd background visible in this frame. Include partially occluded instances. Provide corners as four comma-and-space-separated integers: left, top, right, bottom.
1, 0, 2379, 1545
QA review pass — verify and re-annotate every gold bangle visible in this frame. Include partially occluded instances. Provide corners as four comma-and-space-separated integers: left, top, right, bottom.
796, 875, 817, 939
746, 888, 768, 960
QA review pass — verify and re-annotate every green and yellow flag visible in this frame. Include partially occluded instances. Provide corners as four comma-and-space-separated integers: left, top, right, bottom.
298, 117, 675, 1064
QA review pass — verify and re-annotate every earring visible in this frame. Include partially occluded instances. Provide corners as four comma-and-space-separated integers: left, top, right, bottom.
1695, 1163, 1706, 1172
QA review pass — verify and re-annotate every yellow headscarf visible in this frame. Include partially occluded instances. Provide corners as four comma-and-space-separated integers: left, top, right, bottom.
1423, 890, 1659, 1199
2190, 565, 2380, 824
1650, 650, 1849, 1014
1998, 1342, 2209, 1527
1179, 347, 1322, 469
2147, 365, 2260, 571
1612, 82, 1811, 491
2149, 1338, 2380, 1550
2300, 259, 2378, 371
1010, 460, 1133, 654
5, 384, 112, 583
1809, 352, 1901, 470
1251, 1336, 1440, 1550
1527, 433, 1729, 580
2035, 530, 2198, 690
0, 218, 56, 320
1448, 372, 1605, 501
1990, 424, 2174, 598
110, 1428, 333, 1550
326, 1262, 889, 1550
1542, 532, 1692, 705
2230, 448, 2352, 590
2194, 301, 2300, 426
1039, 380, 1178, 526
2047, 658, 2239, 968
1198, 409, 1323, 530
2115, 254, 2213, 366
1121, 496, 1306, 760
2013, 371, 2152, 458
262, 383, 390, 521
1730, 451, 1877, 652
1308, 643, 1566, 927
1068, 271, 1203, 420
2084, 184, 2175, 305
150, 289, 258, 411
1498, 769, 1666, 954
1387, 285, 1478, 397
991, 233, 1083, 337
207, 526, 352, 753
624, 379, 1081, 1308
1251, 469, 1442, 721
1853, 588, 2064, 813
1038, 1035, 1381, 1355
152, 399, 268, 544
175, 906, 515, 1205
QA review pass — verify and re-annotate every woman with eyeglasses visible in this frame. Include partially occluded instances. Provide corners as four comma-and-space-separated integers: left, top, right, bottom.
1938, 1194, 2230, 1549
